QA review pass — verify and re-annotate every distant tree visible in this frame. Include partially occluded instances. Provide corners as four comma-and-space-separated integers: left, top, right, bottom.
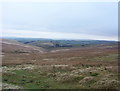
81, 44, 85, 47
55, 44, 60, 47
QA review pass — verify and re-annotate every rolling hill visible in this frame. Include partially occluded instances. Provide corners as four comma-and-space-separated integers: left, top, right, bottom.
0, 38, 45, 53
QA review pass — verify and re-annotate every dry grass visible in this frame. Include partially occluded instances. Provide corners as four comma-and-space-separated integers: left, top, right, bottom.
2, 42, 119, 89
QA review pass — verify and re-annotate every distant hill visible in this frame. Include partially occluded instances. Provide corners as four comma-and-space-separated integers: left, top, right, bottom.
0, 38, 45, 53
10, 38, 117, 50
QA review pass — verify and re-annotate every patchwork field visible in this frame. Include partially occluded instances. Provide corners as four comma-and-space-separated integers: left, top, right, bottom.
1, 39, 120, 90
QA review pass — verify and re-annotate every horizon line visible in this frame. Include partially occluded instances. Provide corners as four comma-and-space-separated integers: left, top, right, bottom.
1, 29, 118, 41
1, 36, 118, 42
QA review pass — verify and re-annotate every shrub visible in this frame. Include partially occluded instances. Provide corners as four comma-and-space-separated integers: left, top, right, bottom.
90, 73, 99, 76
74, 76, 84, 82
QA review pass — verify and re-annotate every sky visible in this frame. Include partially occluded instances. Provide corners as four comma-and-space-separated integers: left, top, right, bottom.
1, 2, 118, 41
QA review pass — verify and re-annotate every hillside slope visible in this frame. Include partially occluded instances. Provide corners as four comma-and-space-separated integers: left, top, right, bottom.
0, 39, 45, 53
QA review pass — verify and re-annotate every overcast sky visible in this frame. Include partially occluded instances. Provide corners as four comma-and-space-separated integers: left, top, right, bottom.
1, 2, 118, 41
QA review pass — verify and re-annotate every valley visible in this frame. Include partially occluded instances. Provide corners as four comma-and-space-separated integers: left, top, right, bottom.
1, 38, 120, 90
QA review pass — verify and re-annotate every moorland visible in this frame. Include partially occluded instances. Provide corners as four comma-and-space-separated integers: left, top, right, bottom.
1, 38, 120, 90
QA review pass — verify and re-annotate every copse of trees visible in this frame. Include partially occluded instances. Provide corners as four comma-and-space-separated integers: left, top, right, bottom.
55, 43, 72, 47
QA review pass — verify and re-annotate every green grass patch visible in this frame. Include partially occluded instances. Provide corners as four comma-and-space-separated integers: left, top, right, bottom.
2, 68, 85, 89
